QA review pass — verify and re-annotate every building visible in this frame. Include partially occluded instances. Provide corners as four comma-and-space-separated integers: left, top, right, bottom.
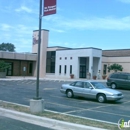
0, 29, 130, 79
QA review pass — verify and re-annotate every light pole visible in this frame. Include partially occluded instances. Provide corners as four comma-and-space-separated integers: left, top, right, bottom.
30, 0, 44, 113
35, 0, 42, 100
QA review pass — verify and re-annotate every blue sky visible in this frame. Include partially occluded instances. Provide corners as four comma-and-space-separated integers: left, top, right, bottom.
0, 0, 130, 52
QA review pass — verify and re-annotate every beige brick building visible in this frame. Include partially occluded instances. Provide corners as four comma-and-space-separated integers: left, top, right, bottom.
0, 29, 130, 79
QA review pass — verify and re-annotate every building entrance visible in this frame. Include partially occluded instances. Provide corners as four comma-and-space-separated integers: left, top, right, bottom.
79, 57, 87, 78
6, 63, 13, 76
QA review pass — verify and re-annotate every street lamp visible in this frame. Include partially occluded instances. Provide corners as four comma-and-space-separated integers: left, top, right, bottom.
35, 0, 42, 100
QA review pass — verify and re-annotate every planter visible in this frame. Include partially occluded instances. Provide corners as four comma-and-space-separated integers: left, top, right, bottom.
0, 72, 6, 78
93, 76, 97, 80
70, 74, 74, 79
102, 75, 107, 80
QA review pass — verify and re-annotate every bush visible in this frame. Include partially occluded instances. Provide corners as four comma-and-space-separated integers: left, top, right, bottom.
0, 60, 10, 72
108, 63, 123, 72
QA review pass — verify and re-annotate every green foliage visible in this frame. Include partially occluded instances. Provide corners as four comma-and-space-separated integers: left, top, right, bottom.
0, 60, 10, 72
0, 43, 15, 52
108, 63, 123, 72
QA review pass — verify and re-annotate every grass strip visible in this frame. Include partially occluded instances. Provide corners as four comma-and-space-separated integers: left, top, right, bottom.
0, 101, 120, 130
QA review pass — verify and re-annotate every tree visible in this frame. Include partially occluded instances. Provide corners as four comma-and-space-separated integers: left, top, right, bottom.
108, 63, 123, 72
0, 60, 10, 72
0, 43, 15, 52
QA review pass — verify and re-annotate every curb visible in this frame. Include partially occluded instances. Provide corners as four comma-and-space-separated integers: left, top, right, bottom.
0, 77, 107, 82
0, 100, 117, 125
0, 108, 107, 130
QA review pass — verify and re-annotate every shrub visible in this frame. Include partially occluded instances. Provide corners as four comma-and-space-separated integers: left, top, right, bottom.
0, 60, 10, 72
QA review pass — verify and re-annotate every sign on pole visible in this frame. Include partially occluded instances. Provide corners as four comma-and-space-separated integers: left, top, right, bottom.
44, 0, 56, 16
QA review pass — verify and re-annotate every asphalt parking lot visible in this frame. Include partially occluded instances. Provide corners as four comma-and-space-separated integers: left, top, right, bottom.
0, 79, 130, 124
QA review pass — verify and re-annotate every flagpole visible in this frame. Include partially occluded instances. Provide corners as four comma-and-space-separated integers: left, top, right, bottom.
35, 0, 42, 99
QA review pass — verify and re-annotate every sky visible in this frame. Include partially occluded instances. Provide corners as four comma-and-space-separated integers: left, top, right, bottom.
1, 0, 130, 52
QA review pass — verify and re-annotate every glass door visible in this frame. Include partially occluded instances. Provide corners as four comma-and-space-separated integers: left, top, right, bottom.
79, 57, 87, 78
79, 66, 86, 78
6, 63, 13, 76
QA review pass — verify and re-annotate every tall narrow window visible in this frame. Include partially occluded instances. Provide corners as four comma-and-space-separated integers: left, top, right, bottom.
59, 65, 61, 74
64, 65, 67, 74
29, 62, 33, 74
70, 65, 72, 74
103, 64, 107, 74
46, 51, 56, 73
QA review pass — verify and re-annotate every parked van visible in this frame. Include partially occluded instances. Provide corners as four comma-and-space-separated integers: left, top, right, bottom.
106, 72, 130, 89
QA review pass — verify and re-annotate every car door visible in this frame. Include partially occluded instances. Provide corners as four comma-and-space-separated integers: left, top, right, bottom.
124, 75, 130, 89
72, 81, 84, 96
118, 74, 129, 88
82, 82, 94, 99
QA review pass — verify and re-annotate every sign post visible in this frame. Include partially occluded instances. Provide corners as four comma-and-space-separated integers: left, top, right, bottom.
30, 0, 56, 113
35, 0, 43, 100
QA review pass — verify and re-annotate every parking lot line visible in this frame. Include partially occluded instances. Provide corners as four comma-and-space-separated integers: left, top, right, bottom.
43, 88, 57, 90
64, 104, 112, 114
87, 109, 130, 118
46, 101, 87, 110
50, 95, 91, 103
122, 100, 130, 104
46, 100, 130, 119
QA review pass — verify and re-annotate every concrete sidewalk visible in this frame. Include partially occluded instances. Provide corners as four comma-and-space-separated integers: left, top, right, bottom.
0, 76, 107, 82
0, 107, 107, 130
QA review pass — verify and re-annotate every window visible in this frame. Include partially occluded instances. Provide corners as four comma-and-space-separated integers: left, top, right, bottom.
80, 57, 86, 65
84, 82, 92, 88
75, 82, 84, 88
46, 51, 56, 73
111, 74, 118, 78
65, 57, 67, 60
118, 75, 127, 80
70, 82, 76, 86
103, 64, 107, 74
59, 65, 61, 74
70, 65, 72, 74
60, 57, 62, 60
70, 57, 72, 60
64, 65, 67, 74
29, 62, 33, 74
128, 75, 130, 80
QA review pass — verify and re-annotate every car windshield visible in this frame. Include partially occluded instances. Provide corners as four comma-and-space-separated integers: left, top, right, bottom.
90, 82, 106, 89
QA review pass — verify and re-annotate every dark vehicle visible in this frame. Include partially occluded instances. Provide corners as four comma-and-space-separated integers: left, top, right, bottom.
107, 72, 130, 89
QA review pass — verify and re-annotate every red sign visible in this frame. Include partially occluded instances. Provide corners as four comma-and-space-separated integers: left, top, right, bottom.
44, 0, 56, 16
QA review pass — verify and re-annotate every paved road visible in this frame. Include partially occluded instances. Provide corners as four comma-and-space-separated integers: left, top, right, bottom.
0, 79, 130, 124
0, 115, 53, 130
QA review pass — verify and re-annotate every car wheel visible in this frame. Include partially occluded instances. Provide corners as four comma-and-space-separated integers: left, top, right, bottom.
66, 90, 73, 98
97, 94, 106, 103
111, 83, 117, 89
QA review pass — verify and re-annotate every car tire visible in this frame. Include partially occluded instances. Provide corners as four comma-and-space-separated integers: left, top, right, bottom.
111, 83, 117, 89
97, 94, 106, 103
66, 90, 73, 98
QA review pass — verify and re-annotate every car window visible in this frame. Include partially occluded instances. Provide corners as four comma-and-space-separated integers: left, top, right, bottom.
110, 74, 118, 78
128, 75, 130, 80
118, 75, 127, 80
84, 82, 92, 88
75, 82, 84, 88
70, 82, 76, 86
90, 82, 106, 89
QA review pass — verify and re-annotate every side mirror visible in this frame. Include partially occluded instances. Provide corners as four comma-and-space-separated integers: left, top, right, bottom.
89, 87, 93, 89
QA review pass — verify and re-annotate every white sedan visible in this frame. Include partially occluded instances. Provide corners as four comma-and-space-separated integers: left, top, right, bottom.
60, 80, 124, 103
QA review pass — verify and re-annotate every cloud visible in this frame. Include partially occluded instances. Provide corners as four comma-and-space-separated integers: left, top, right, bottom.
56, 16, 130, 31
118, 0, 130, 3
15, 6, 32, 13
51, 28, 65, 33
0, 24, 13, 31
0, 23, 34, 52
